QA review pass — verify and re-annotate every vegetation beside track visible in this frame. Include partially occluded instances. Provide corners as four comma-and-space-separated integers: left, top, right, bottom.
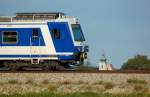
0, 92, 150, 97
0, 77, 149, 95
0, 72, 150, 96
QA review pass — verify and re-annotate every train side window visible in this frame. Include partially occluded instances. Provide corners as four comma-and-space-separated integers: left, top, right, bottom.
53, 29, 60, 39
32, 29, 38, 39
2, 31, 18, 44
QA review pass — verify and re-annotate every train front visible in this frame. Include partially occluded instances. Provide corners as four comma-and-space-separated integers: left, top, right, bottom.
70, 19, 89, 64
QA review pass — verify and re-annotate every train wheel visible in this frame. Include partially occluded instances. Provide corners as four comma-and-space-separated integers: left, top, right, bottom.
9, 65, 17, 71
43, 65, 50, 71
4, 62, 18, 71
0, 61, 5, 68
42, 61, 60, 71
50, 61, 59, 71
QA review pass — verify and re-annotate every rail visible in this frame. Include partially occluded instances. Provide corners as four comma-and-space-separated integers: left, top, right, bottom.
0, 70, 150, 74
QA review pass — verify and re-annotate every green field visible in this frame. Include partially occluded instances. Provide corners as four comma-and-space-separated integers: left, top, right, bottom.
0, 92, 150, 97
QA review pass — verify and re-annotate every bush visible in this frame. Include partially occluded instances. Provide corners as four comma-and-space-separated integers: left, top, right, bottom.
121, 55, 150, 70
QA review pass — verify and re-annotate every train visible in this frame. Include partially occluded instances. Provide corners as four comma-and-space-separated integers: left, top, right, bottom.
0, 12, 89, 70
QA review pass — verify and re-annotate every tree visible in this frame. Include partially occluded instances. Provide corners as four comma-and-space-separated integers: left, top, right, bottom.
121, 54, 150, 70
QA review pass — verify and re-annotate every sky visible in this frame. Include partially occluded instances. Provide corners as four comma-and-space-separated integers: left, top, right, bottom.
0, 0, 150, 68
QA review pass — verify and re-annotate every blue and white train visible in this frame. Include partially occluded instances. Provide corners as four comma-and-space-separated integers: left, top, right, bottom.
0, 12, 88, 70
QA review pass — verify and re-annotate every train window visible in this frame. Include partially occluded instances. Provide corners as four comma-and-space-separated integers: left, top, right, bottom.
53, 29, 60, 39
2, 31, 18, 44
32, 29, 38, 39
71, 24, 85, 41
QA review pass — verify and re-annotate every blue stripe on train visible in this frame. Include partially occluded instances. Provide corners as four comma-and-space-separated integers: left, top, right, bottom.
0, 55, 75, 60
0, 28, 45, 46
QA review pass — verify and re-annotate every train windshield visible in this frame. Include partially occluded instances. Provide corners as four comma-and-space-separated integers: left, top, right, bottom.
71, 24, 85, 42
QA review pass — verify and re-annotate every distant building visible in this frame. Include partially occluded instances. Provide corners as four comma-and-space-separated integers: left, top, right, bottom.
98, 54, 114, 71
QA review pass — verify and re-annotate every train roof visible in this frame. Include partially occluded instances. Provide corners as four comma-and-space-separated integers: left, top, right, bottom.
16, 12, 65, 15
0, 12, 68, 22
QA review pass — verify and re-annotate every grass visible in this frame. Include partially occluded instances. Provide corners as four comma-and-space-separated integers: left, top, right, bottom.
93, 80, 104, 85
0, 79, 149, 95
0, 92, 150, 97
47, 84, 58, 91
41, 79, 49, 84
59, 80, 72, 85
92, 81, 114, 90
25, 79, 34, 84
133, 84, 149, 93
8, 79, 19, 84
76, 80, 89, 84
126, 78, 149, 93
127, 79, 147, 85
80, 85, 93, 92
0, 82, 5, 86
103, 82, 114, 90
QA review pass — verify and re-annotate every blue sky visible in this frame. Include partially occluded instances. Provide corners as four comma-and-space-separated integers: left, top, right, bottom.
0, 0, 150, 68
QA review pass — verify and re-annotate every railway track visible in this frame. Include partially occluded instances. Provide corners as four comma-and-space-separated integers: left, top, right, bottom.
0, 69, 150, 74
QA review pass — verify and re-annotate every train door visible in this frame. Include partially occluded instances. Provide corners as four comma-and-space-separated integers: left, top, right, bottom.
30, 28, 40, 64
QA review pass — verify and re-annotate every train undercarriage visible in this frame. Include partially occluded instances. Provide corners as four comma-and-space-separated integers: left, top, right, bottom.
0, 53, 87, 71
0, 60, 73, 71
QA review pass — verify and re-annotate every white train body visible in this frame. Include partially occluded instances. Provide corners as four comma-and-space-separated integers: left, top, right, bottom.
0, 13, 88, 66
